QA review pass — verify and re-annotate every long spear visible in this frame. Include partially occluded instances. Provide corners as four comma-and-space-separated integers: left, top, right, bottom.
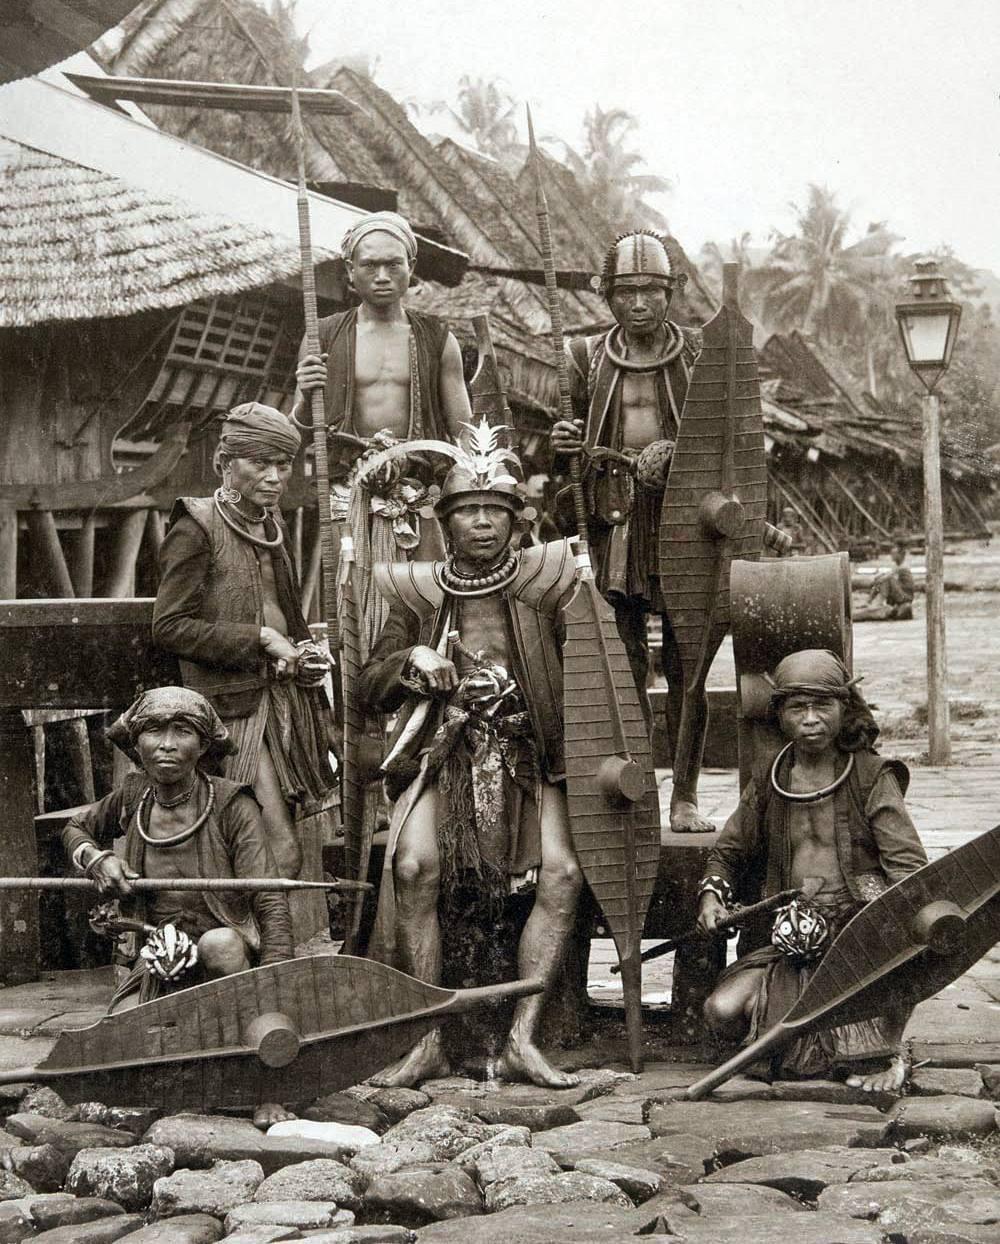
290, 82, 340, 653
526, 108, 660, 1073
0, 877, 372, 893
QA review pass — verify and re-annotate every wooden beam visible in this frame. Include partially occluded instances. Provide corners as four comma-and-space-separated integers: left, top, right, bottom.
26, 510, 74, 598
301, 524, 322, 622
71, 514, 95, 597
292, 508, 304, 580
0, 504, 17, 599
104, 510, 147, 599
826, 469, 892, 541
65, 74, 361, 117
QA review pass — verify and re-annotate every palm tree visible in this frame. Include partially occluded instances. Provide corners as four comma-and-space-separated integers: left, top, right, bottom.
554, 106, 671, 231
755, 185, 898, 340
698, 232, 757, 302
431, 76, 519, 159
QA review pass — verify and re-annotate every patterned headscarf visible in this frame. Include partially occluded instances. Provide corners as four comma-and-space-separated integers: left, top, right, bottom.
217, 402, 301, 462
767, 649, 860, 709
341, 211, 418, 263
107, 687, 235, 767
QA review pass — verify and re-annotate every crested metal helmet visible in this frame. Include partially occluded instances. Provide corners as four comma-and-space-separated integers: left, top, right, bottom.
599, 230, 687, 299
434, 418, 525, 519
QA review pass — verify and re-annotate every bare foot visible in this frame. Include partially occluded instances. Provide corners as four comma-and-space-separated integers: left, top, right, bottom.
369, 1029, 451, 1088
497, 1035, 580, 1089
670, 799, 716, 834
253, 1102, 295, 1129
846, 1054, 908, 1094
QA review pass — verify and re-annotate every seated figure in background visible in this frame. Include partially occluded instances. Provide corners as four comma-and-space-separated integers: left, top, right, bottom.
697, 650, 927, 1093
855, 540, 915, 621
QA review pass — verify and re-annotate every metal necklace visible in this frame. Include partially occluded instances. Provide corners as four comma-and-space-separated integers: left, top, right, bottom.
153, 777, 197, 809
137, 774, 215, 847
213, 488, 283, 549
603, 321, 685, 372
769, 743, 854, 804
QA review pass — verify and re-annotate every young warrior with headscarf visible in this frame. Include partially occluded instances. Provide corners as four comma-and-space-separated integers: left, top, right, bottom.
551, 231, 790, 834
62, 687, 294, 1126
358, 424, 582, 1089
294, 211, 473, 653
697, 650, 927, 1093
152, 403, 335, 937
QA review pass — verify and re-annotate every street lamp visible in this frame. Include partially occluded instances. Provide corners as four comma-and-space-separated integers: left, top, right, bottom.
895, 257, 962, 765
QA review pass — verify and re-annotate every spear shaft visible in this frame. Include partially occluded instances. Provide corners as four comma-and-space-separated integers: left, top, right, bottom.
290, 82, 340, 653
0, 877, 372, 893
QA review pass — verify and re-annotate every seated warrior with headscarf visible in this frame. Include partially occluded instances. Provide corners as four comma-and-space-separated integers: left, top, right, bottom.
152, 403, 335, 938
697, 650, 927, 1093
62, 687, 294, 1126
294, 211, 473, 654
358, 423, 583, 1089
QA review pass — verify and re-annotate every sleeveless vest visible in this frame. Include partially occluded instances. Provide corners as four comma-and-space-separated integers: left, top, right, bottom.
317, 307, 450, 440
166, 497, 308, 717
373, 540, 579, 779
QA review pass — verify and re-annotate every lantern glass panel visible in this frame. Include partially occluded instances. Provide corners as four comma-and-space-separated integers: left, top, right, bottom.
899, 310, 952, 366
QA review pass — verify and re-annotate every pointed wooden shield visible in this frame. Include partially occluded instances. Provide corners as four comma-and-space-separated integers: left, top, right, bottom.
563, 574, 661, 1071
0, 956, 542, 1109
687, 821, 1000, 1098
659, 264, 768, 782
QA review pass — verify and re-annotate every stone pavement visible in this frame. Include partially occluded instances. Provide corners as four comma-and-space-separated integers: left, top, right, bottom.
0, 759, 995, 1239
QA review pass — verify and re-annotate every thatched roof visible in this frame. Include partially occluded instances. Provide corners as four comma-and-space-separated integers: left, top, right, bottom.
0, 0, 139, 85
0, 73, 407, 327
0, 135, 325, 326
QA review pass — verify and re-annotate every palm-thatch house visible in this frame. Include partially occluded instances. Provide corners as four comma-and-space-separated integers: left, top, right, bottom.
758, 331, 993, 552
0, 63, 466, 605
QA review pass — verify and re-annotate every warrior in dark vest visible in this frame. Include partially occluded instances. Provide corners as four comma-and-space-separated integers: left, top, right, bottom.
697, 650, 927, 1093
294, 211, 473, 654
358, 426, 583, 1090
152, 403, 336, 942
551, 230, 788, 834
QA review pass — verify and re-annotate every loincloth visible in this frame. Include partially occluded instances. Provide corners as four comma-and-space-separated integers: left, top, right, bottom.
423, 688, 541, 907
224, 680, 334, 813
718, 889, 897, 1078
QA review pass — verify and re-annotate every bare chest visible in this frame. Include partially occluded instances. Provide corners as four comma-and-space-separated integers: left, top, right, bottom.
618, 371, 666, 449
354, 324, 412, 389
786, 799, 838, 849
454, 596, 510, 672
255, 548, 287, 634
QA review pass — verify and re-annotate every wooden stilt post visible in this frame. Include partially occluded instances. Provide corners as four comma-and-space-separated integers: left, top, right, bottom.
0, 504, 17, 599
71, 513, 95, 597
104, 510, 147, 598
292, 507, 304, 579
27, 510, 74, 598
301, 525, 322, 622
0, 709, 40, 983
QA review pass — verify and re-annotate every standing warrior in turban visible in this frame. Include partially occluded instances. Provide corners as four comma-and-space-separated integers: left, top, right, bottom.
294, 211, 474, 650
153, 403, 336, 938
358, 423, 583, 1089
550, 230, 714, 832
697, 650, 927, 1093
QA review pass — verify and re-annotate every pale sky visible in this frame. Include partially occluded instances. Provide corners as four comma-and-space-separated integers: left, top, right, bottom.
295, 0, 1000, 272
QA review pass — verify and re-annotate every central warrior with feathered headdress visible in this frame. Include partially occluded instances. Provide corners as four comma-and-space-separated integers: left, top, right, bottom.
358, 420, 584, 1089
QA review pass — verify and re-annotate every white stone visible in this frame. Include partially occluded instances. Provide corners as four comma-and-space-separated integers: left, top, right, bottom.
266, 1120, 380, 1149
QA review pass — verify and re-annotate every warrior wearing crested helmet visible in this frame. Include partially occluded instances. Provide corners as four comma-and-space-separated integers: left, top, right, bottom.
294, 211, 473, 651
359, 423, 583, 1089
551, 230, 714, 832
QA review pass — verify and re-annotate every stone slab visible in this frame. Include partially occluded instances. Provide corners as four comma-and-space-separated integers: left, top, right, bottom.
414, 1200, 656, 1244
31, 1216, 145, 1243
818, 1179, 1000, 1228
143, 1115, 356, 1173
702, 1146, 904, 1198
419, 1069, 628, 1132
531, 1121, 652, 1166
679, 1182, 809, 1216
645, 1098, 892, 1157
911, 1068, 986, 1098
889, 1095, 997, 1139
118, 1215, 225, 1243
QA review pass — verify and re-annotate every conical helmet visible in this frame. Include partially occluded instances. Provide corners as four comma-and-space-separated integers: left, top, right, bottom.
599, 230, 684, 298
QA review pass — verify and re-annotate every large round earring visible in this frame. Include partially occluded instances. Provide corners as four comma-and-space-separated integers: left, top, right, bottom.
219, 475, 242, 506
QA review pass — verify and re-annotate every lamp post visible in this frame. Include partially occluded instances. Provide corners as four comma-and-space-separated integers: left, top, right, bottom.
895, 257, 962, 765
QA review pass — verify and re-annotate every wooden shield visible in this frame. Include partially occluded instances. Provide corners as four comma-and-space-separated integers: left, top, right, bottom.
658, 263, 768, 772
688, 821, 1000, 1098
562, 574, 661, 1070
